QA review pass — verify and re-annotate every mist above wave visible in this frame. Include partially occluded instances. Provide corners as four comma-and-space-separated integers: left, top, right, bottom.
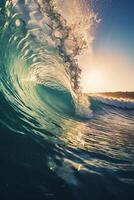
11, 0, 98, 92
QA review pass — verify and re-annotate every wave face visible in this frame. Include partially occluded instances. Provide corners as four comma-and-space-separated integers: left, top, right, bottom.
0, 1, 134, 200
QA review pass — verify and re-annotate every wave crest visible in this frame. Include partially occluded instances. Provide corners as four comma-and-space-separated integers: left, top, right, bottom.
11, 0, 97, 92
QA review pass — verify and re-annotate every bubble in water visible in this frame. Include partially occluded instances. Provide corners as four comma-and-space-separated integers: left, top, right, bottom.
15, 19, 21, 27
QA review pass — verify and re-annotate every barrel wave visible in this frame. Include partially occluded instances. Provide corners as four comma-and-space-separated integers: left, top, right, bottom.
0, 1, 134, 200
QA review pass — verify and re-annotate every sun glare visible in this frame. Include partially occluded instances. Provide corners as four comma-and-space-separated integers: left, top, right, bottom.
82, 69, 105, 93
89, 70, 102, 83
89, 70, 104, 92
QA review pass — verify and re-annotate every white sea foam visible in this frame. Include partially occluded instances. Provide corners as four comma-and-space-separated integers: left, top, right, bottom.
90, 95, 134, 109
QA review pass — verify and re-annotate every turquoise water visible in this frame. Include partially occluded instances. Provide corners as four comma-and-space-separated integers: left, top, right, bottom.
0, 1, 134, 200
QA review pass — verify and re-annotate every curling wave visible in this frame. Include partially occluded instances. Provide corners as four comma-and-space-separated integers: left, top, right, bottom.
0, 0, 97, 136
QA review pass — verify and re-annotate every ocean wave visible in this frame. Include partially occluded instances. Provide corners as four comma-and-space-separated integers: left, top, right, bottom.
0, 2, 134, 199
90, 95, 134, 109
11, 0, 96, 92
0, 0, 96, 135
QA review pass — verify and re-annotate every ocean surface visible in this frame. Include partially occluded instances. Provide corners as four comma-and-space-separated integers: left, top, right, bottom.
0, 1, 134, 200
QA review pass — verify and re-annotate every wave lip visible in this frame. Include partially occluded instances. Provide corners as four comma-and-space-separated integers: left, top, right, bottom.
12, 0, 93, 92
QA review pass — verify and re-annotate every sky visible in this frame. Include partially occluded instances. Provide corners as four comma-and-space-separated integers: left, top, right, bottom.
81, 0, 134, 92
